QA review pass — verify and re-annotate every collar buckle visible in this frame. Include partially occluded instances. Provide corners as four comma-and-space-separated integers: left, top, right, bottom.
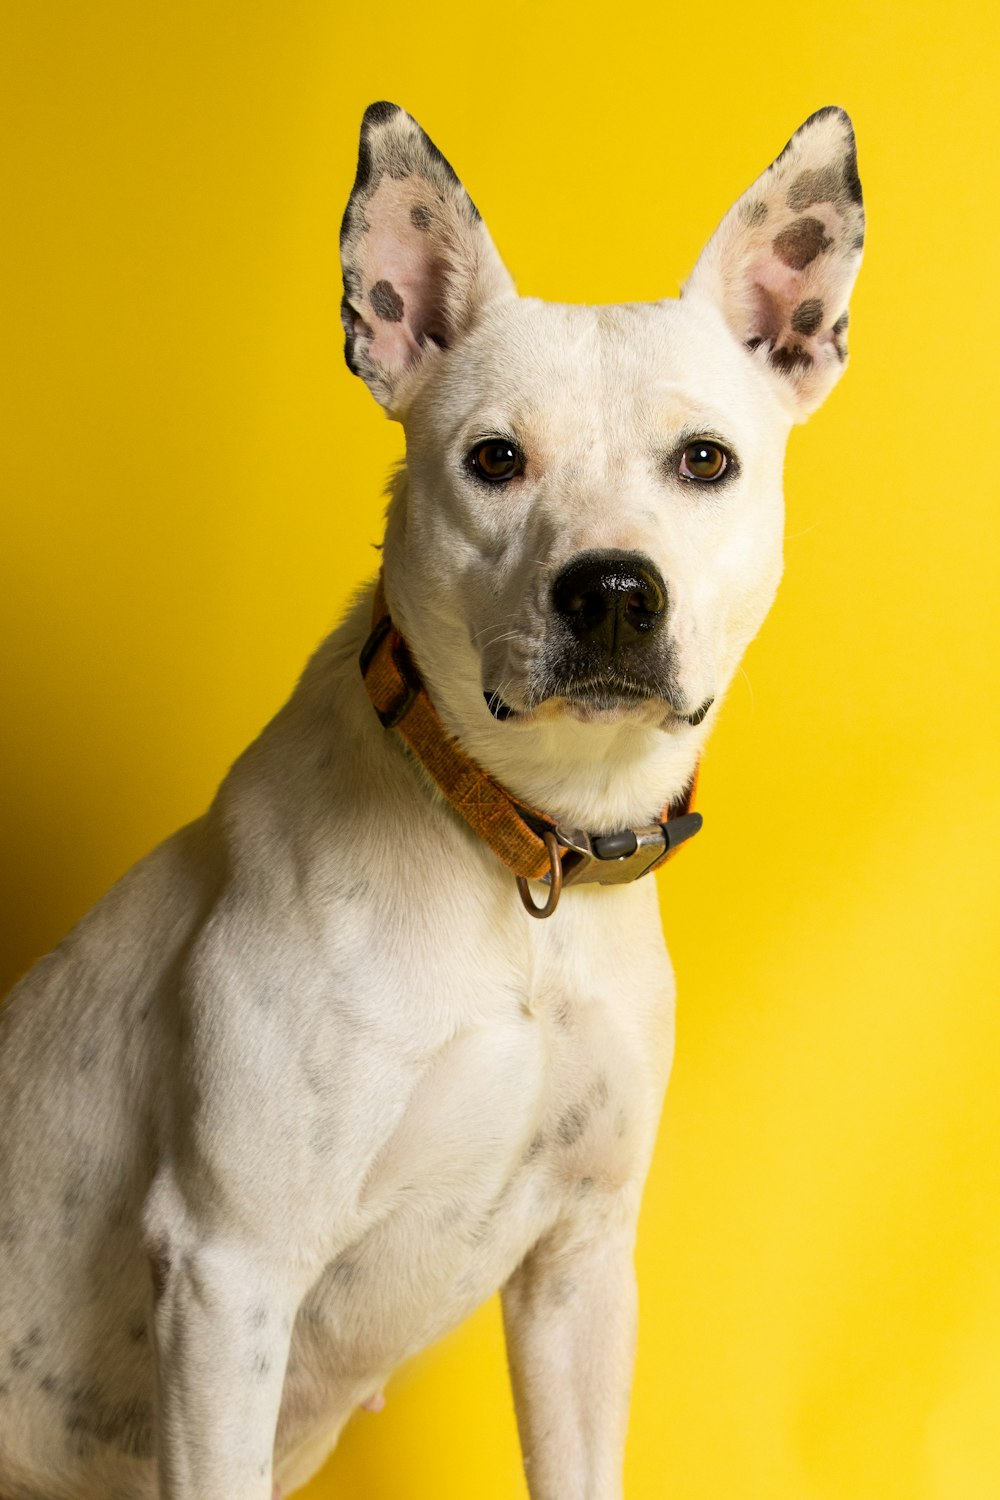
516, 812, 703, 918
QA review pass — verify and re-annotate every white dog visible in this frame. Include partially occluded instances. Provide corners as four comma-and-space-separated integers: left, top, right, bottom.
0, 103, 863, 1499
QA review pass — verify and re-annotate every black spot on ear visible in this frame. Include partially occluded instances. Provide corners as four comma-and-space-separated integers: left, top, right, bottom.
362, 100, 400, 130
341, 295, 361, 374
352, 136, 374, 196
419, 133, 460, 189
791, 298, 824, 335
786, 166, 842, 211
369, 280, 404, 322
410, 202, 433, 230
832, 311, 850, 361
770, 343, 813, 375
773, 216, 833, 270
842, 141, 863, 206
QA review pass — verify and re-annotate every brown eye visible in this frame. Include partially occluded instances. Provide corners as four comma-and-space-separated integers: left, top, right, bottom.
679, 440, 729, 482
469, 440, 524, 483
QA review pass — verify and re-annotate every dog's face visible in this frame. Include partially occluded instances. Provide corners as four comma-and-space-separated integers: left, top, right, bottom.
340, 104, 863, 822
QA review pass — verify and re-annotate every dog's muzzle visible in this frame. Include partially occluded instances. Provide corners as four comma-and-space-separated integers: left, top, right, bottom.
360, 573, 703, 918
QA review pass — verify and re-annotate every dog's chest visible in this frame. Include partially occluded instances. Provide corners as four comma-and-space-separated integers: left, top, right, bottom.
283, 897, 671, 1406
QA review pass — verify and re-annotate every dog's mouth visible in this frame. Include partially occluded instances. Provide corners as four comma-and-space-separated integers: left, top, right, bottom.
483, 682, 714, 728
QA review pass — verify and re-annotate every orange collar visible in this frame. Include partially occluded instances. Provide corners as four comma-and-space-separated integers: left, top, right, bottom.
359, 579, 702, 918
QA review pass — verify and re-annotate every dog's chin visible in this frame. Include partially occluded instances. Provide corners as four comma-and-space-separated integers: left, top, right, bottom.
483, 686, 711, 732
557, 693, 672, 727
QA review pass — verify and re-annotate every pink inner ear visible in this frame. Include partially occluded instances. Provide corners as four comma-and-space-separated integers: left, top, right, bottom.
354, 176, 452, 373
741, 199, 847, 373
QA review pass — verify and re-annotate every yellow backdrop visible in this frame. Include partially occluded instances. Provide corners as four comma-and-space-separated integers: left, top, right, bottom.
3, 3, 999, 1497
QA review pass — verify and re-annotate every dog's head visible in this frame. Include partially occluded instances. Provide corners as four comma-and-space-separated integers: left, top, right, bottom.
340, 104, 863, 828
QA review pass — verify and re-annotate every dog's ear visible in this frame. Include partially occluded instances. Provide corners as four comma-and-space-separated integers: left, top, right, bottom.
340, 102, 516, 414
682, 108, 864, 419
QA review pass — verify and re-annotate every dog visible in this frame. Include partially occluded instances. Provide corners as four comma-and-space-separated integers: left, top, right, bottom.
0, 102, 863, 1498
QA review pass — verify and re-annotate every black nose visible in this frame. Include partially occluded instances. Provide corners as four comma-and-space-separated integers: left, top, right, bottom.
551, 551, 667, 654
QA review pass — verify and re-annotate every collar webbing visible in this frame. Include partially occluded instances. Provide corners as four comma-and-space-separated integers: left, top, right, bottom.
359, 577, 701, 910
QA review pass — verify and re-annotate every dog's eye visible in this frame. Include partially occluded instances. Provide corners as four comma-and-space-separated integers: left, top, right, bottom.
468, 441, 525, 483
679, 441, 729, 482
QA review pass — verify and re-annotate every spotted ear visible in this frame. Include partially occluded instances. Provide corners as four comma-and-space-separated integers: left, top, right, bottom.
340, 102, 516, 414
682, 107, 864, 419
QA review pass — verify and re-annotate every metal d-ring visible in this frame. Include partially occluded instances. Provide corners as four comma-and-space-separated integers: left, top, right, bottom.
516, 830, 563, 919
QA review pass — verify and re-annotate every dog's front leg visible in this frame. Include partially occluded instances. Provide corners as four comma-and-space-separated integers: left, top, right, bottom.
150, 1238, 297, 1500
502, 1198, 639, 1500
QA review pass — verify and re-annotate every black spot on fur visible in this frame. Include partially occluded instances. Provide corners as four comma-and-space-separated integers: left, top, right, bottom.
369, 279, 404, 322
410, 202, 433, 230
39, 1373, 58, 1394
341, 294, 360, 374
329, 1257, 361, 1287
127, 1315, 147, 1344
557, 1103, 590, 1148
352, 136, 374, 196
743, 200, 768, 226
770, 342, 813, 374
773, 216, 833, 270
786, 166, 842, 211
252, 1352, 271, 1378
419, 132, 461, 190
852, 232, 865, 251
791, 298, 824, 335
65, 1387, 155, 1461
832, 311, 850, 361
745, 335, 765, 352
363, 100, 400, 130
843, 140, 863, 206
523, 1131, 546, 1161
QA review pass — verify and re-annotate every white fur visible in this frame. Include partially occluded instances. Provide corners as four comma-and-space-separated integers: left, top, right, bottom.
0, 105, 861, 1499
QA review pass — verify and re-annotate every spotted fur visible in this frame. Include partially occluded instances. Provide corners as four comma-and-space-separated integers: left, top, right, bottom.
339, 102, 513, 411
682, 105, 864, 416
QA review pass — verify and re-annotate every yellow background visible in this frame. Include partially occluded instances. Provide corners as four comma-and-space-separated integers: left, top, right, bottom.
3, 3, 999, 1497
